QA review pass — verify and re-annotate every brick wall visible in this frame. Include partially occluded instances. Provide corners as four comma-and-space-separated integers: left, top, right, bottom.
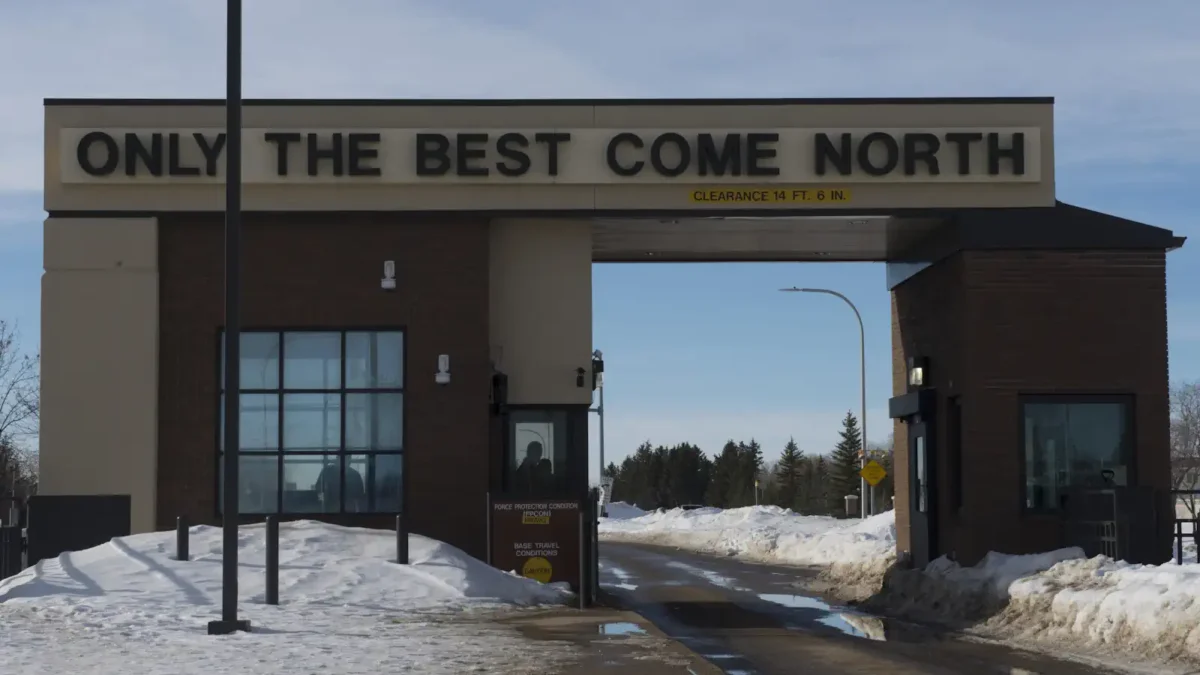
960, 249, 1170, 562
893, 249, 1171, 565
157, 214, 493, 558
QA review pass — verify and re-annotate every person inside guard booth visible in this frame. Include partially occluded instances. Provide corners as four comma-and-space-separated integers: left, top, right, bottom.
515, 441, 554, 494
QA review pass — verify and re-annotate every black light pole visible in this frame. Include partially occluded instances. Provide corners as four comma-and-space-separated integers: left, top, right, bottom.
208, 0, 250, 636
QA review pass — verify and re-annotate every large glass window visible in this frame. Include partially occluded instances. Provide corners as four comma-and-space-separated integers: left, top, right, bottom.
1021, 396, 1133, 511
219, 330, 404, 515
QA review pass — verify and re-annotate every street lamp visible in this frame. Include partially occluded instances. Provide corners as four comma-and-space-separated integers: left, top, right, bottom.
779, 287, 868, 519
209, 0, 249, 636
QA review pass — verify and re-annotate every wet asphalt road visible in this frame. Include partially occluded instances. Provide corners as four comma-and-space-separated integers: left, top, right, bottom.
600, 542, 1129, 675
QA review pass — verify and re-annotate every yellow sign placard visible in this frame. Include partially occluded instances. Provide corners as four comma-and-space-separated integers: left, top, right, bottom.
860, 460, 888, 487
521, 556, 553, 583
690, 187, 851, 205
521, 512, 550, 525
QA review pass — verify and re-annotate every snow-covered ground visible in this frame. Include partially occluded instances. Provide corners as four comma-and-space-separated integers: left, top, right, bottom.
601, 503, 1200, 665
0, 520, 576, 674
599, 504, 898, 586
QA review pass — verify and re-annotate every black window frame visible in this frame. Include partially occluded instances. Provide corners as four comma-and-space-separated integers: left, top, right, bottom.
1018, 393, 1136, 515
501, 404, 589, 498
216, 328, 407, 517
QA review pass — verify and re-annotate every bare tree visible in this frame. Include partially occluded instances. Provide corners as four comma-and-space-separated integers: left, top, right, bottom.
1171, 380, 1200, 517
0, 320, 39, 497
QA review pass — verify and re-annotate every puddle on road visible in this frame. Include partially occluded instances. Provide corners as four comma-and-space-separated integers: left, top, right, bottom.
758, 593, 887, 641
598, 621, 647, 636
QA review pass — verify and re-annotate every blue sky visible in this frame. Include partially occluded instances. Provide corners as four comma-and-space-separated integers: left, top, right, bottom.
1, 0, 1197, 473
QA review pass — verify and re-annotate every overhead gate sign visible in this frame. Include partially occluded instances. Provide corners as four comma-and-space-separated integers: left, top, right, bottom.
490, 498, 581, 589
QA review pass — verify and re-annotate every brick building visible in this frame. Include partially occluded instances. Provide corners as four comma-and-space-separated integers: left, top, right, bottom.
39, 97, 1183, 566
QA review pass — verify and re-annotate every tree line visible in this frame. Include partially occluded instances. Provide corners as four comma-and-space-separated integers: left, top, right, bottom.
604, 412, 894, 517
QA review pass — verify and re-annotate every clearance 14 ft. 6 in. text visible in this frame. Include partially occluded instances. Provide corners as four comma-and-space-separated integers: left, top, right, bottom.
690, 188, 851, 204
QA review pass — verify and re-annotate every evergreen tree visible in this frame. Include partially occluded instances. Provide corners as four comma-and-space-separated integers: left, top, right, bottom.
828, 411, 864, 516
618, 441, 659, 509
806, 455, 830, 515
664, 442, 711, 507
773, 437, 805, 511
603, 462, 618, 479
728, 439, 764, 507
705, 440, 740, 507
759, 460, 781, 506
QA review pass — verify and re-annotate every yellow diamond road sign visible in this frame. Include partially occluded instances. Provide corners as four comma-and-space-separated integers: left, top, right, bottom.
860, 460, 887, 487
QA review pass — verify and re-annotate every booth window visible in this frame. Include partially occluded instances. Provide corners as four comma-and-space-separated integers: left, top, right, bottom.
506, 409, 570, 496
1021, 395, 1133, 512
218, 330, 405, 515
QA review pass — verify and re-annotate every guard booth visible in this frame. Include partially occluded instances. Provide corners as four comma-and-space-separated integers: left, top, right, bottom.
483, 356, 602, 603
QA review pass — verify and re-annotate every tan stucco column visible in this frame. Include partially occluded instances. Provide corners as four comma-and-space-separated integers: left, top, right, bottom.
40, 217, 159, 534
489, 219, 593, 404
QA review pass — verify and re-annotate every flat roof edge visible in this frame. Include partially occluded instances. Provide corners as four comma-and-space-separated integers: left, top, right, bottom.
43, 96, 1056, 107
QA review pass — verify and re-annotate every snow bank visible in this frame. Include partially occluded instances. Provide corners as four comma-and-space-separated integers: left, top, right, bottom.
0, 519, 569, 610
599, 505, 897, 587
0, 520, 576, 674
874, 548, 1200, 662
602, 501, 647, 520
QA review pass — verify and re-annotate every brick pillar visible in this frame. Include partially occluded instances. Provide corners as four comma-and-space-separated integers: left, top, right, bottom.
892, 256, 967, 558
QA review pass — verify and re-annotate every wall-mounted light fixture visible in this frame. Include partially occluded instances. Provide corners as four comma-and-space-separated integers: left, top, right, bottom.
907, 356, 928, 390
575, 367, 586, 388
435, 354, 451, 385
381, 260, 396, 290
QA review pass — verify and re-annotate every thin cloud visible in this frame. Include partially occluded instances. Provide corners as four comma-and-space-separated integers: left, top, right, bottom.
3, 1, 1200, 190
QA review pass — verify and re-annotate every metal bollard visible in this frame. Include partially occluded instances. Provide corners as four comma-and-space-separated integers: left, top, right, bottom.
395, 514, 408, 565
175, 516, 189, 561
592, 489, 600, 600
485, 492, 493, 566
265, 516, 279, 606
1177, 521, 1184, 565
578, 506, 587, 610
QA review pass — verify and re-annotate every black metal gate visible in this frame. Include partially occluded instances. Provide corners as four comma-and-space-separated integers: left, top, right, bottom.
1062, 487, 1162, 563
0, 524, 23, 579
0, 496, 25, 579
